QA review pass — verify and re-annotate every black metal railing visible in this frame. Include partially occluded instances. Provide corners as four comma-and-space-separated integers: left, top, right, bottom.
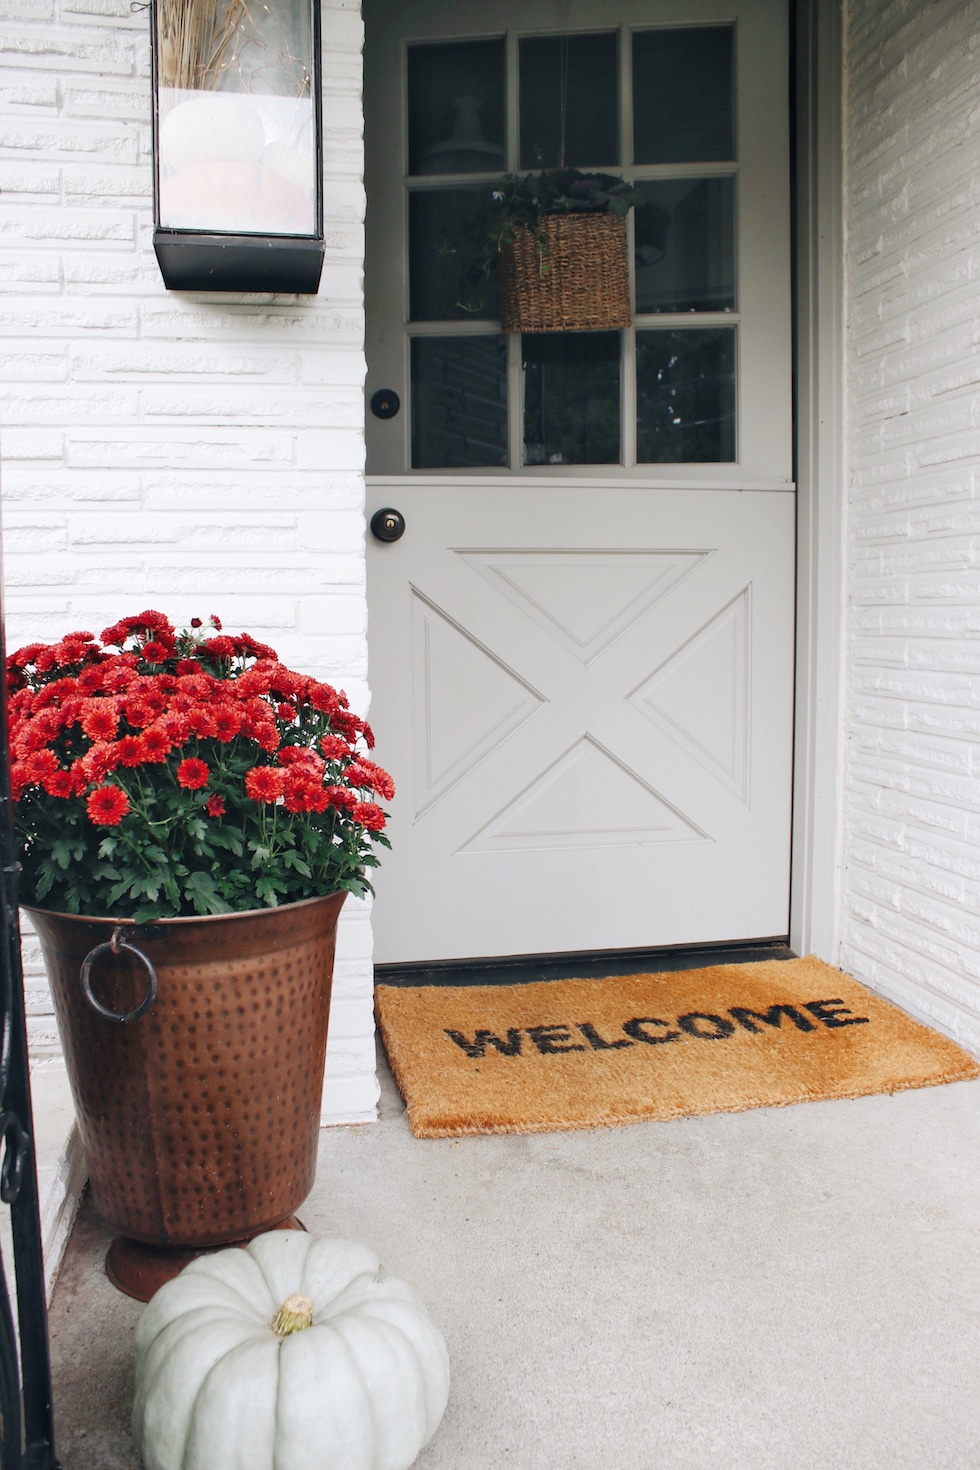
0, 544, 60, 1468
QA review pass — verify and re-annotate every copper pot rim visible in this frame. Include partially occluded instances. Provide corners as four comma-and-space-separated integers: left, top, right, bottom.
22, 888, 347, 931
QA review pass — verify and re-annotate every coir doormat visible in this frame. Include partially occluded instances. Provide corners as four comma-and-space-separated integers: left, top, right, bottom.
375, 957, 980, 1138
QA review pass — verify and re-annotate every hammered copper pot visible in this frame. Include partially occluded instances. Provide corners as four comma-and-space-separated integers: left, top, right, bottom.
26, 892, 346, 1255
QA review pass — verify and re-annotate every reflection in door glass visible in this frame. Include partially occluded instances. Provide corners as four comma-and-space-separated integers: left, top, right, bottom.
636, 329, 735, 463
634, 178, 735, 314
410, 189, 498, 320
408, 40, 506, 176
523, 332, 620, 466
412, 336, 508, 469
633, 28, 735, 164
519, 33, 619, 169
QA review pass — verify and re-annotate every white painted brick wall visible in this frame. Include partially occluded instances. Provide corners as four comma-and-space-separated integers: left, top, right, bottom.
842, 0, 980, 1055
0, 0, 380, 1122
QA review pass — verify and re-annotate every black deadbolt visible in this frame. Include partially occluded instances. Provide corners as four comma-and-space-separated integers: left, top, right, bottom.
370, 389, 401, 420
371, 507, 406, 542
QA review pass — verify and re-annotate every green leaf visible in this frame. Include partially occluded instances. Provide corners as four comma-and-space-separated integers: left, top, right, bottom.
183, 870, 233, 915
209, 828, 244, 857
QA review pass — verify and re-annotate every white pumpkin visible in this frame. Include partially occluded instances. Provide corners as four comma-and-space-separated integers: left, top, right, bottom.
132, 1232, 451, 1470
159, 96, 265, 172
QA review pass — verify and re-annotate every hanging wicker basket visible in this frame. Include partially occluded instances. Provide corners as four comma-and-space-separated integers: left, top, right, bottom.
497, 211, 631, 334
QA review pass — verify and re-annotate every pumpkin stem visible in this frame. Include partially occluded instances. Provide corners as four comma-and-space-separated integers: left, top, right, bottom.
272, 1293, 314, 1337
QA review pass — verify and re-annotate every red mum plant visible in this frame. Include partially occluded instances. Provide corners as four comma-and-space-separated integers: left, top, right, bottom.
8, 613, 393, 920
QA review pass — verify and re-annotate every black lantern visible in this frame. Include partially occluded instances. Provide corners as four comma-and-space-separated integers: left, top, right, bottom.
150, 0, 324, 294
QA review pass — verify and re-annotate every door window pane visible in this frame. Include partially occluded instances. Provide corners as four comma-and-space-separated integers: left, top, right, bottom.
519, 33, 619, 169
523, 332, 620, 466
633, 28, 735, 164
412, 336, 508, 468
636, 328, 735, 463
410, 188, 498, 321
634, 178, 735, 314
408, 40, 506, 176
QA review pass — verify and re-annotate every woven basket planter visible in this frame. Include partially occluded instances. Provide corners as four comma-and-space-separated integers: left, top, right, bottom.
498, 211, 631, 333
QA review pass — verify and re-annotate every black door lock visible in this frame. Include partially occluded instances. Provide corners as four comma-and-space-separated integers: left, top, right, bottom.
370, 507, 406, 542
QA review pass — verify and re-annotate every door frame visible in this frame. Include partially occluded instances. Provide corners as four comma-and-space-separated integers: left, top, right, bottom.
361, 0, 847, 964
789, 0, 845, 961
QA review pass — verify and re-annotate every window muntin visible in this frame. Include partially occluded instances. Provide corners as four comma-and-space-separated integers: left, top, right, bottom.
407, 25, 739, 469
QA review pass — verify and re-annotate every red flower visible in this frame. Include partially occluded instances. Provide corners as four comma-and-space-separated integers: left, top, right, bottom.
86, 784, 129, 826
362, 722, 376, 750
278, 746, 324, 773
82, 742, 120, 781
23, 750, 59, 783
68, 760, 89, 796
159, 712, 190, 744
203, 636, 236, 659
346, 762, 375, 789
140, 641, 168, 664
122, 699, 153, 729
190, 618, 203, 629
116, 735, 149, 768
9, 642, 45, 670
277, 703, 295, 722
42, 770, 73, 799
176, 757, 210, 791
242, 714, 279, 752
140, 725, 173, 763
283, 772, 328, 813
209, 614, 222, 630
352, 800, 386, 832
210, 705, 242, 742
330, 710, 364, 741
244, 766, 286, 803
238, 633, 278, 660
355, 759, 395, 802
234, 670, 271, 698
323, 785, 356, 810
177, 673, 212, 698
319, 735, 351, 760
186, 707, 217, 739
308, 682, 340, 714
204, 795, 226, 817
135, 610, 171, 633
175, 659, 200, 676
102, 664, 138, 694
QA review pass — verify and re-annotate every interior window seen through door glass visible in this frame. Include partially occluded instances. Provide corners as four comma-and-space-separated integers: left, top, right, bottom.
408, 40, 506, 175
410, 188, 499, 320
632, 27, 735, 164
634, 177, 736, 313
523, 332, 621, 466
519, 33, 619, 168
636, 328, 736, 463
412, 336, 508, 469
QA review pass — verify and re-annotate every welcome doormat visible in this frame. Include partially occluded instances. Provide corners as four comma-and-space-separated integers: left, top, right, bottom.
375, 957, 980, 1138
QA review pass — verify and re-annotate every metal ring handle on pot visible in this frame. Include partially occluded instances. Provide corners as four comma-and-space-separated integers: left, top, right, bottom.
79, 927, 157, 1023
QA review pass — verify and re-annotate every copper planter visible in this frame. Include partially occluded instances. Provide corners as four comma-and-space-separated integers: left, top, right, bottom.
27, 892, 345, 1288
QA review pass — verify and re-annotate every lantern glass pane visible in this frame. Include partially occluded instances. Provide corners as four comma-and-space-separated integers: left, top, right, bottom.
156, 0, 317, 237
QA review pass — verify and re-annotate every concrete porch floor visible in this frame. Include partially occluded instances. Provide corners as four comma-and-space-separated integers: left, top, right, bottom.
48, 1049, 980, 1469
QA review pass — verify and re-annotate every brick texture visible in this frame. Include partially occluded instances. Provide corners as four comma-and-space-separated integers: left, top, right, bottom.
843, 0, 980, 1055
0, 0, 379, 1121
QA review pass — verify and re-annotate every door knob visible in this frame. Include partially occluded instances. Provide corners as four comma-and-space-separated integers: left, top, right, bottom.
371, 507, 406, 542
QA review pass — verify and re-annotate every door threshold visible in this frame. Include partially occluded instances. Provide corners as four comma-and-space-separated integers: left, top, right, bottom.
374, 937, 795, 987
